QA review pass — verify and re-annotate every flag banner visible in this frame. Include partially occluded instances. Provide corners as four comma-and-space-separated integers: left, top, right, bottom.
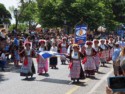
38, 51, 64, 59
75, 25, 87, 45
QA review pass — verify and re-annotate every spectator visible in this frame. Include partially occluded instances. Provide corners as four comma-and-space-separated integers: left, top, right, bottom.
112, 43, 121, 76
0, 50, 6, 71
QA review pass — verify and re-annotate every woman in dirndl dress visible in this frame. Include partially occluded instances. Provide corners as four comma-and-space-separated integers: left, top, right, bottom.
93, 39, 100, 72
67, 44, 85, 83
20, 42, 36, 79
84, 41, 96, 77
49, 42, 58, 69
37, 40, 48, 75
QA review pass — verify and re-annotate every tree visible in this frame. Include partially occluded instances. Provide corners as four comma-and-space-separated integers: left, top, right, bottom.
0, 3, 11, 24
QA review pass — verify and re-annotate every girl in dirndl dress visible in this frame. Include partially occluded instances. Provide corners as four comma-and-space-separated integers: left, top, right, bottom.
84, 41, 96, 77
109, 38, 114, 61
20, 42, 36, 79
99, 39, 107, 66
58, 37, 68, 64
67, 44, 85, 83
105, 40, 110, 62
37, 40, 48, 75
93, 39, 100, 72
49, 42, 58, 69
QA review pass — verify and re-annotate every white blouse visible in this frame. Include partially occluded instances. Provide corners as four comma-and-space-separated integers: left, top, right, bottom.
71, 51, 79, 59
50, 46, 57, 52
39, 47, 44, 52
26, 50, 31, 56
61, 43, 66, 47
100, 45, 106, 50
86, 48, 92, 55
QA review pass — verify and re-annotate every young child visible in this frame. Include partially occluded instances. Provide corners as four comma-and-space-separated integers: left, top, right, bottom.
13, 46, 20, 67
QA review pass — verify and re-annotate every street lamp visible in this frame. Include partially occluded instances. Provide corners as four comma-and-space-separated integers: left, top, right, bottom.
14, 8, 19, 31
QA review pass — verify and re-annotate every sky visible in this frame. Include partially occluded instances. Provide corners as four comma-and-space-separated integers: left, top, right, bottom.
0, 0, 19, 24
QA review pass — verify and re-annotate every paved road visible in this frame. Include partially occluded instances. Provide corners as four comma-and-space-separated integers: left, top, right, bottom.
0, 57, 113, 94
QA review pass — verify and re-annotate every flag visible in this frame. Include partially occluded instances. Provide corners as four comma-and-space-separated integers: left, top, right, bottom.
38, 51, 60, 59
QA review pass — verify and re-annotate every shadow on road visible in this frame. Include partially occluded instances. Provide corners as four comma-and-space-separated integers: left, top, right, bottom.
97, 71, 106, 74
71, 81, 87, 87
39, 73, 50, 77
100, 65, 110, 68
0, 73, 9, 83
22, 77, 36, 81
106, 62, 112, 64
38, 78, 87, 86
87, 76, 100, 80
38, 78, 71, 85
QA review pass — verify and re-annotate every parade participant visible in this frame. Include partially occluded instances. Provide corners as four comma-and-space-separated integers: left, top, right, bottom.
37, 40, 48, 75
99, 39, 107, 66
67, 44, 85, 83
93, 39, 100, 72
83, 41, 96, 77
49, 42, 58, 69
109, 38, 114, 61
38, 40, 47, 52
67, 38, 74, 55
20, 42, 36, 79
105, 40, 110, 62
58, 37, 68, 64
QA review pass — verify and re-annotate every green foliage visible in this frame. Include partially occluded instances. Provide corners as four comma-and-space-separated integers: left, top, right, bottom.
18, 1, 39, 24
9, 0, 125, 31
37, 0, 114, 30
9, 24, 28, 32
0, 3, 11, 24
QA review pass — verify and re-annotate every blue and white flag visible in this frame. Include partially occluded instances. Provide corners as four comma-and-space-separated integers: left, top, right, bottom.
75, 24, 87, 45
38, 51, 61, 59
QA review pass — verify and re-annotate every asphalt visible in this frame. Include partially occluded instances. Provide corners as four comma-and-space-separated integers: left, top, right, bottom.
0, 57, 113, 94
